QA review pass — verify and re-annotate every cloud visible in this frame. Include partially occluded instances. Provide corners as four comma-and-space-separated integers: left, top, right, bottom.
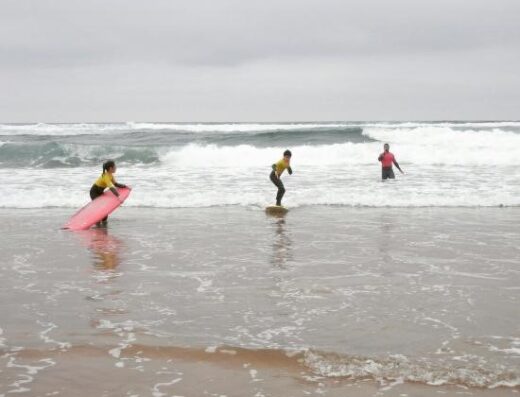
0, 0, 519, 121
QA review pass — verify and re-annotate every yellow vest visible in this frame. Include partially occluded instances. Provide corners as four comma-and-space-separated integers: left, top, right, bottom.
274, 159, 290, 175
94, 173, 115, 189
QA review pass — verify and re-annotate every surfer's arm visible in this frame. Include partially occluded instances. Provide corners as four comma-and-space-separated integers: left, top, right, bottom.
114, 182, 127, 188
109, 187, 120, 197
271, 164, 279, 178
378, 154, 383, 162
393, 160, 404, 173
288, 166, 293, 175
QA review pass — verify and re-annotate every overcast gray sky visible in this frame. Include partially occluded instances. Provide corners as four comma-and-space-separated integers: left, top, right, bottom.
1, 0, 519, 122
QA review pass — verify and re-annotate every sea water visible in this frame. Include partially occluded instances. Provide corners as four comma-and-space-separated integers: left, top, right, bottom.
0, 121, 519, 208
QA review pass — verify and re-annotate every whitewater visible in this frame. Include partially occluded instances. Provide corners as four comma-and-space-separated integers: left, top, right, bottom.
0, 121, 519, 208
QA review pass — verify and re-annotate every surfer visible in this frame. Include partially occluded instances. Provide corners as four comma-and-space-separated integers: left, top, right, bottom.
270, 150, 293, 206
378, 143, 403, 180
90, 160, 128, 223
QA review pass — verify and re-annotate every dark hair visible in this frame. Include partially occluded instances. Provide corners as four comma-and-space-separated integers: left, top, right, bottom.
283, 149, 292, 157
102, 160, 116, 174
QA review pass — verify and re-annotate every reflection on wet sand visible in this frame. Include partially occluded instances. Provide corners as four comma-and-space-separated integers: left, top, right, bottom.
77, 227, 123, 271
270, 218, 293, 268
73, 227, 129, 329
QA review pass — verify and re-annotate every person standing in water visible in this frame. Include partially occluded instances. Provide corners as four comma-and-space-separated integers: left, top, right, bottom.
378, 143, 404, 180
270, 150, 293, 206
90, 160, 128, 224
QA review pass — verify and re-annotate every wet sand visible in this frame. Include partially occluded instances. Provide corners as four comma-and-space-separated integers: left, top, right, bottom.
0, 207, 519, 396
2, 345, 518, 397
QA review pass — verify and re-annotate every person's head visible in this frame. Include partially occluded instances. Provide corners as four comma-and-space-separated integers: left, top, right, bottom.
384, 143, 390, 152
283, 149, 292, 162
103, 160, 116, 174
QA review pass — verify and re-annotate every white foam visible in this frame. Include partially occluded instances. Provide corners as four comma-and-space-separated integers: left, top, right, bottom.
37, 321, 71, 350
128, 122, 350, 133
486, 337, 520, 356
159, 123, 520, 167
152, 378, 182, 397
6, 356, 55, 394
0, 121, 352, 136
0, 123, 130, 136
0, 163, 518, 208
362, 126, 520, 166
303, 350, 520, 388
249, 369, 263, 382
1, 121, 518, 136
160, 142, 374, 168
363, 121, 520, 129
1, 123, 520, 208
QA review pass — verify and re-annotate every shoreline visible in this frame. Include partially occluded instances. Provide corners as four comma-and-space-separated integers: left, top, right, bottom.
1, 206, 519, 396
3, 344, 518, 396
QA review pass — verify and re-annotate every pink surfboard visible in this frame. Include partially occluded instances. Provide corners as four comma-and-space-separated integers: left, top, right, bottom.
63, 187, 131, 231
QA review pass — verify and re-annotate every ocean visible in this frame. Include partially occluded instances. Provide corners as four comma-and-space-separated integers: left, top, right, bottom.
1, 121, 519, 208
0, 122, 519, 396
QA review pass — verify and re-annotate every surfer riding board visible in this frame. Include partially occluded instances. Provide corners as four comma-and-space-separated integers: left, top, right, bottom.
266, 150, 292, 215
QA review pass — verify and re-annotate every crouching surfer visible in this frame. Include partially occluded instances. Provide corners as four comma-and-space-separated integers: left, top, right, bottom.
270, 150, 293, 206
90, 160, 128, 225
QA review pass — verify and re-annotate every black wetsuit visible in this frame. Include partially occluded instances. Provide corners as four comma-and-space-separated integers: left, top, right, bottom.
89, 184, 105, 200
270, 171, 286, 206
382, 167, 395, 180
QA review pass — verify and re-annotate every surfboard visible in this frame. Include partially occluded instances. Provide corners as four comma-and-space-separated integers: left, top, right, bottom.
63, 187, 131, 231
265, 205, 289, 215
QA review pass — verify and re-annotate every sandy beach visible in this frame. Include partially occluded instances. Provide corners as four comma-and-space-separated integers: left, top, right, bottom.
1, 206, 518, 396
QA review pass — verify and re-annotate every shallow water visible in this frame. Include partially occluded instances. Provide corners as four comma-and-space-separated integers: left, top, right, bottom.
0, 207, 519, 395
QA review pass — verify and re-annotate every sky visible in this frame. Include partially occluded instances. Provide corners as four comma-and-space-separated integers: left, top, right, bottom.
1, 0, 519, 122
